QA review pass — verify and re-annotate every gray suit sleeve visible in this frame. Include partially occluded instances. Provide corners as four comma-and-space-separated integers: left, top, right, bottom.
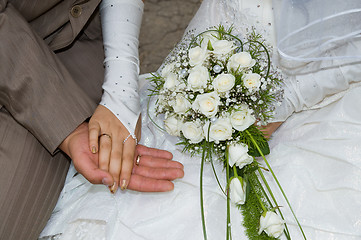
0, 2, 96, 153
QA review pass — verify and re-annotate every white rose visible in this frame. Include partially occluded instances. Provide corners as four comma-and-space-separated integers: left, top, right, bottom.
227, 52, 256, 72
229, 177, 247, 205
164, 72, 179, 90
181, 121, 204, 143
204, 118, 232, 142
161, 62, 176, 77
212, 40, 235, 55
228, 143, 253, 169
230, 104, 256, 131
243, 73, 261, 92
200, 32, 218, 50
258, 211, 285, 238
187, 65, 209, 91
188, 46, 208, 66
164, 115, 182, 137
170, 94, 191, 114
192, 92, 220, 117
213, 73, 235, 93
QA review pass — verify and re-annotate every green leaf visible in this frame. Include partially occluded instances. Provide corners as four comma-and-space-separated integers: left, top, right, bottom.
248, 139, 270, 157
207, 40, 214, 51
240, 125, 270, 157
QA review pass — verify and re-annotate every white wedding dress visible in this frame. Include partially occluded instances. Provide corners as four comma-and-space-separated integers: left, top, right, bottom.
40, 0, 361, 239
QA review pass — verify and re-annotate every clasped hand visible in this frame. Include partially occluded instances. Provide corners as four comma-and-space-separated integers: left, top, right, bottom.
88, 105, 141, 192
60, 119, 184, 193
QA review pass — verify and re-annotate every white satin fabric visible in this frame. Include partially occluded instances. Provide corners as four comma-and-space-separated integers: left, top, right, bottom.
276, 0, 361, 63
40, 0, 361, 239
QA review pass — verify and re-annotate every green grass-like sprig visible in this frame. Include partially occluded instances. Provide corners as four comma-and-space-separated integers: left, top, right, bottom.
240, 173, 278, 240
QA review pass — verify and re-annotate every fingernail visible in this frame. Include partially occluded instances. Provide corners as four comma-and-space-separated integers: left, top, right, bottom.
102, 178, 111, 186
109, 182, 117, 194
121, 180, 127, 190
91, 146, 97, 154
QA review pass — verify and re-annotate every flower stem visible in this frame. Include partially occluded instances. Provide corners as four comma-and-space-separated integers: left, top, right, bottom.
226, 149, 231, 240
248, 179, 267, 212
200, 144, 208, 240
232, 166, 238, 178
210, 157, 226, 196
245, 130, 307, 240
256, 169, 291, 239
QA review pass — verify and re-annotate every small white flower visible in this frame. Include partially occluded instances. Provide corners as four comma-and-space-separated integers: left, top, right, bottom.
229, 177, 247, 205
230, 104, 256, 131
227, 52, 256, 72
243, 73, 261, 92
164, 114, 182, 137
181, 121, 204, 143
204, 118, 232, 142
170, 94, 191, 114
258, 211, 285, 238
228, 143, 253, 169
212, 40, 235, 55
213, 73, 235, 93
188, 46, 208, 66
192, 92, 221, 117
161, 62, 176, 77
187, 65, 209, 91
164, 73, 179, 90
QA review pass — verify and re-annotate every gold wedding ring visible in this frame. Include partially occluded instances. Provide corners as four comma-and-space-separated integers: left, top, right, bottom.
99, 133, 112, 140
136, 155, 141, 166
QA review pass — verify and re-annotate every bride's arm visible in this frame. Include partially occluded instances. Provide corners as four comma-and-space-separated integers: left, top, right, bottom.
88, 0, 144, 193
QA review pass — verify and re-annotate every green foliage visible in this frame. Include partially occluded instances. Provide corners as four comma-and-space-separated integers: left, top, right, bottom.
240, 173, 277, 240
236, 125, 270, 157
147, 73, 164, 97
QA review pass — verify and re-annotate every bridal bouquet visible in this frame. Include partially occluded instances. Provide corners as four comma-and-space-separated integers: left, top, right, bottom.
149, 26, 306, 240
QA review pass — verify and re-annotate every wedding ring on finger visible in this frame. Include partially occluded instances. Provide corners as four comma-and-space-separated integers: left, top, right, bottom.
136, 155, 141, 166
99, 133, 112, 140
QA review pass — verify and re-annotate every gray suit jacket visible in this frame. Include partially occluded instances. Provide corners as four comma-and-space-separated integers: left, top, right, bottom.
0, 0, 102, 152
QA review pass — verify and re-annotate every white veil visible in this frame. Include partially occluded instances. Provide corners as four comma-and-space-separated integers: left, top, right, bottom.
275, 0, 361, 63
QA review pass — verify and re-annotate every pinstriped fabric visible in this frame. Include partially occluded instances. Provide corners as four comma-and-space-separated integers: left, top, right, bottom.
8, 0, 101, 51
8, 0, 62, 21
0, 3, 98, 153
0, 108, 70, 240
49, 0, 101, 50
30, 0, 75, 39
30, 0, 102, 51
0, 0, 104, 239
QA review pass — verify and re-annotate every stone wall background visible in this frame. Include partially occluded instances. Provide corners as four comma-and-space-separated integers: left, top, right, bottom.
139, 0, 201, 74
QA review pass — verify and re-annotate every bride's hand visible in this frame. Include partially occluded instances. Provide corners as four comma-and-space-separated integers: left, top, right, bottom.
88, 105, 139, 193
258, 122, 283, 138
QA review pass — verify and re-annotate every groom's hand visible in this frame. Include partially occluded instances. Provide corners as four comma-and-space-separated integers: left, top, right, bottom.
59, 122, 184, 192
129, 144, 184, 192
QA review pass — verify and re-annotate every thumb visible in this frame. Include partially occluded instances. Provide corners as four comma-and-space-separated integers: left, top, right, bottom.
73, 157, 114, 186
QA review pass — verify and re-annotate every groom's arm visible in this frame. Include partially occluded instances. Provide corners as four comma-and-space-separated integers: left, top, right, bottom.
0, 1, 96, 153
